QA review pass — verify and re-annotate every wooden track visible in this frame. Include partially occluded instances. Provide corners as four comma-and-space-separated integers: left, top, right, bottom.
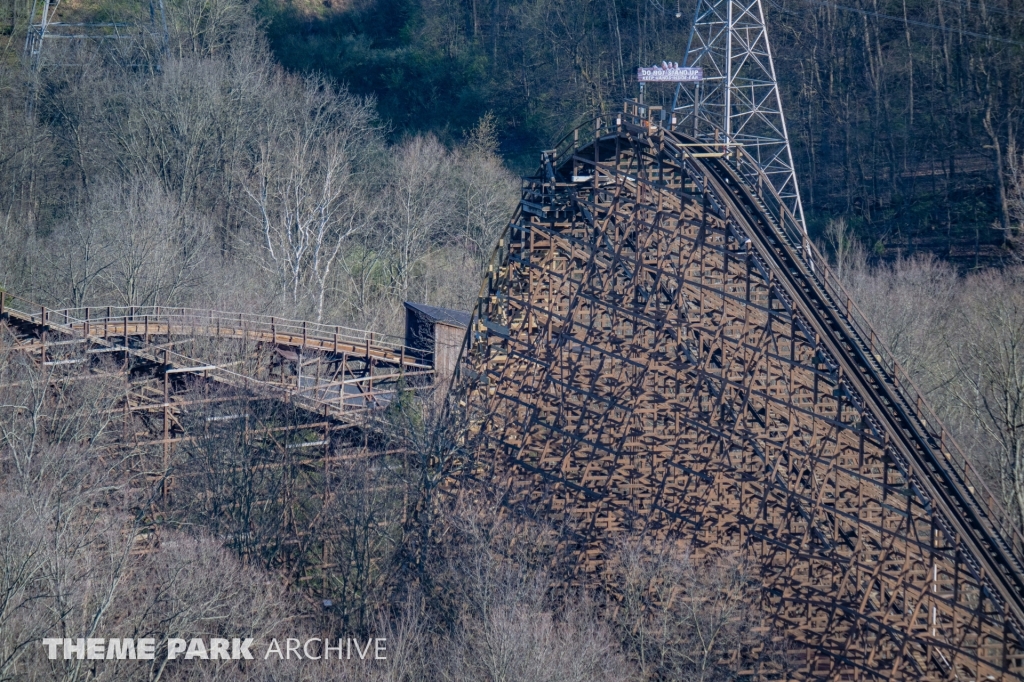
0, 299, 433, 422
456, 102, 1024, 679
0, 296, 431, 614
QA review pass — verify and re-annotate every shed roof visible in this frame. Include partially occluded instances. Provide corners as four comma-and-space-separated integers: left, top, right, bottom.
403, 301, 472, 328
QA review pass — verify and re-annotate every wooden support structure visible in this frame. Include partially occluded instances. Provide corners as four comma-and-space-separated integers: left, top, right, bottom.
455, 109, 1024, 680
0, 292, 434, 622
5, 102, 1023, 676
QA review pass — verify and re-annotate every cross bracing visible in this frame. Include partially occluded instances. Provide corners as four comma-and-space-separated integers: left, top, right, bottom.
22, 0, 168, 72
3, 92, 1023, 675
455, 105, 1024, 679
0, 294, 434, 618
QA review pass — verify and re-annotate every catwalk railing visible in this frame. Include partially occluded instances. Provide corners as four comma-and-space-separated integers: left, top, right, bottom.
0, 292, 434, 422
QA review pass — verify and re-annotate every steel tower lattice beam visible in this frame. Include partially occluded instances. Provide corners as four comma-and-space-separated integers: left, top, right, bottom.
22, 0, 168, 71
673, 0, 807, 232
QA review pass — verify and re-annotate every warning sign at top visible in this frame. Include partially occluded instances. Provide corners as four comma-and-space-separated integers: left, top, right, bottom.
637, 65, 703, 82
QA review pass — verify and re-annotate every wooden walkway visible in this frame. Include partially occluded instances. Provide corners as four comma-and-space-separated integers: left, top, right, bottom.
0, 294, 434, 424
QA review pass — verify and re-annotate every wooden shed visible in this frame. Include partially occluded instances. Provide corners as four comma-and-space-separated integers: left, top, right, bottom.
403, 302, 471, 378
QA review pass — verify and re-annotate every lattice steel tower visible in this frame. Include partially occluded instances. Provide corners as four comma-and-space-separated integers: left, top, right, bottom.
23, 0, 168, 71
673, 0, 806, 231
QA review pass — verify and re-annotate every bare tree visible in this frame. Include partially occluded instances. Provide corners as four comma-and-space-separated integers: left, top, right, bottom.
425, 504, 634, 682
380, 136, 457, 304
0, 348, 139, 682
245, 75, 379, 321
88, 176, 209, 307
951, 269, 1024, 530
374, 386, 475, 584
43, 208, 114, 308
0, 345, 122, 492
842, 254, 960, 402
340, 234, 389, 328
453, 114, 518, 267
0, 348, 306, 682
612, 540, 771, 681
166, 0, 252, 58
1006, 138, 1024, 261
822, 217, 864, 281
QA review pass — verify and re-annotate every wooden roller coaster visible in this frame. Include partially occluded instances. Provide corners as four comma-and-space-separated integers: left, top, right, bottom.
4, 99, 1024, 679
0, 296, 433, 420
455, 101, 1024, 680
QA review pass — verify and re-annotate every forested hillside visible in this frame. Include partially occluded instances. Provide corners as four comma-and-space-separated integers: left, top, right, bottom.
4, 0, 1024, 289
0, 0, 518, 333
3, 0, 1024, 678
262, 0, 1024, 262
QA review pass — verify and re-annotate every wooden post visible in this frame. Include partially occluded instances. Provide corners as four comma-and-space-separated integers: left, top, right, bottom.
84, 307, 90, 337
271, 317, 277, 341
0, 290, 5, 319
302, 320, 307, 349
145, 315, 150, 343
341, 352, 347, 411
38, 307, 47, 363
315, 354, 321, 403
322, 417, 331, 598
365, 338, 374, 405
163, 349, 170, 501
334, 326, 339, 354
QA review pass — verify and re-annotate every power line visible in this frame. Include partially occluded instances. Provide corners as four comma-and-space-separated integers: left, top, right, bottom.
936, 0, 1024, 24
770, 0, 1024, 47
